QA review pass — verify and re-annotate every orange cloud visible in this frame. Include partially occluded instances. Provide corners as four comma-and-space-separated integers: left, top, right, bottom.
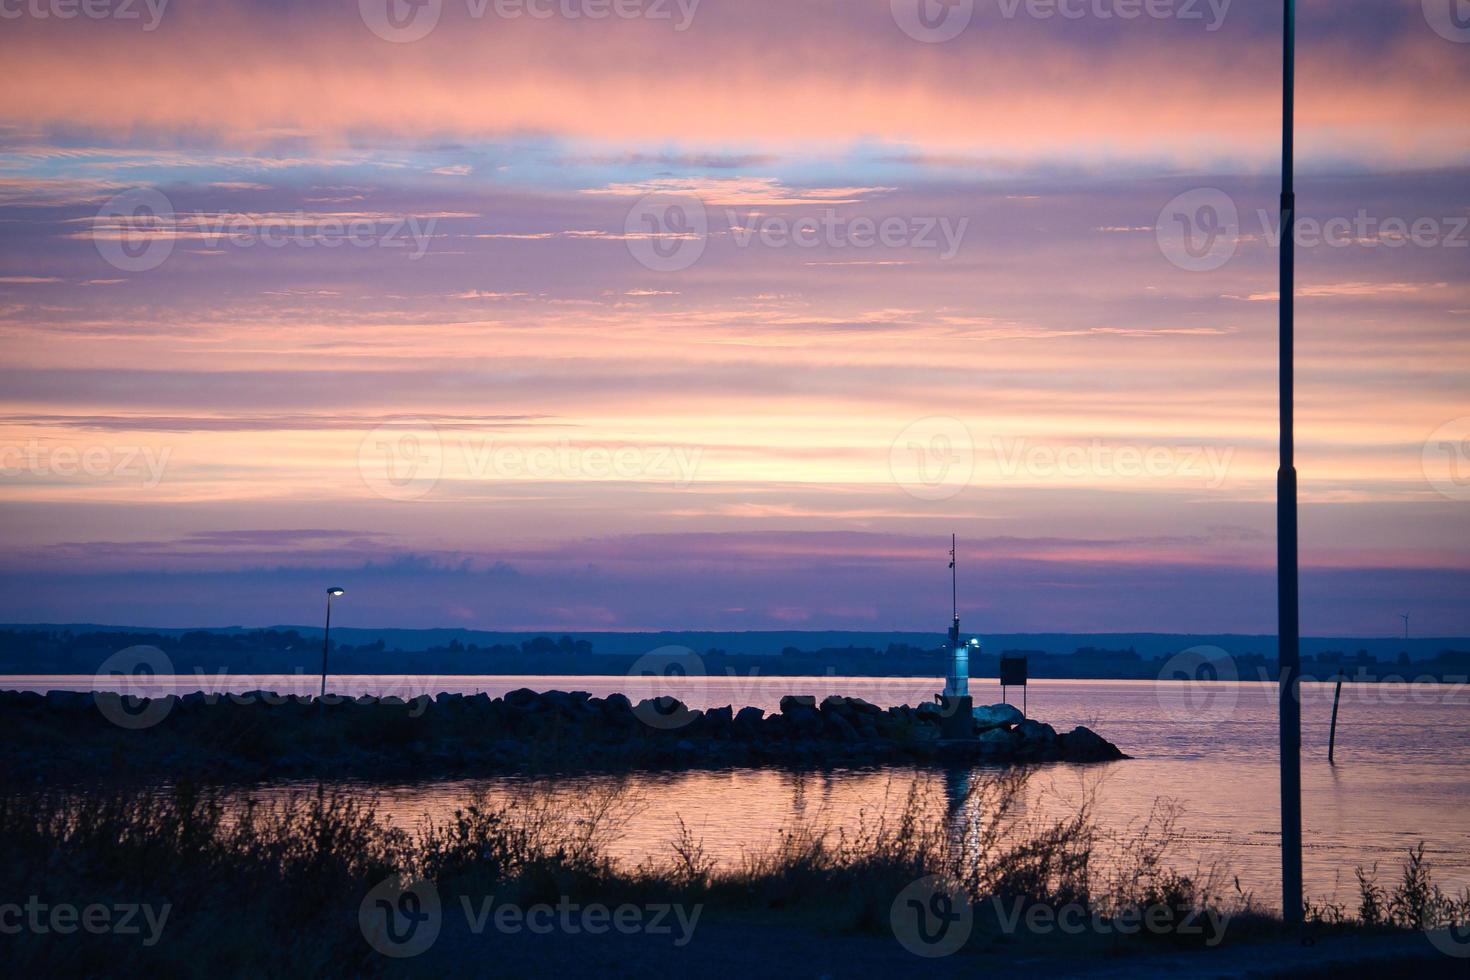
1, 5, 1466, 166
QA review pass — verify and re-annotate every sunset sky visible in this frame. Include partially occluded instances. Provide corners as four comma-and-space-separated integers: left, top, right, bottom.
1, 0, 1466, 633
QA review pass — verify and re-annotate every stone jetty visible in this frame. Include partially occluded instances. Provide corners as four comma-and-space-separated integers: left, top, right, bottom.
0, 688, 1127, 783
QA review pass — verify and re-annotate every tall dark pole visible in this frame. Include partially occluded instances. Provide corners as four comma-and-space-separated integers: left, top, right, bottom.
320, 590, 335, 699
1278, 0, 1303, 927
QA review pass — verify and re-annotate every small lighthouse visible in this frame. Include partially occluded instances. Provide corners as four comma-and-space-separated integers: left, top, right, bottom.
939, 534, 975, 737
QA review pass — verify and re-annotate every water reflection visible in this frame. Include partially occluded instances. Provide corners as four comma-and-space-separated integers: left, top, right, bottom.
15, 675, 1469, 903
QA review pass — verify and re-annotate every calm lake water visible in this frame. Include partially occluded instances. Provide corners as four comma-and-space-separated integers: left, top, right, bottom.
15, 673, 1470, 907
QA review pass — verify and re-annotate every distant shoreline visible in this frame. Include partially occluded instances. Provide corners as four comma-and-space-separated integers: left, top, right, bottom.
5, 671, 1469, 686
3, 625, 1467, 682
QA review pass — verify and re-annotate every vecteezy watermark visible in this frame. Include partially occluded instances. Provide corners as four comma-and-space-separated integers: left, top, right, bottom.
0, 897, 171, 946
990, 896, 1231, 945
90, 189, 441, 272
891, 875, 972, 957
357, 422, 704, 502
1155, 187, 1240, 272
725, 209, 969, 260
626, 198, 969, 271
1426, 918, 1470, 958
888, 419, 1234, 499
891, 0, 974, 42
0, 440, 171, 488
93, 645, 176, 730
624, 192, 708, 272
460, 896, 701, 945
891, 0, 1229, 42
1422, 0, 1470, 43
358, 421, 445, 502
1155, 645, 1238, 723
0, 0, 168, 30
358, 0, 700, 43
464, 441, 703, 484
1423, 417, 1470, 501
92, 187, 175, 273
992, 437, 1235, 488
359, 875, 701, 957
889, 416, 976, 501
360, 876, 442, 958
996, 0, 1230, 29
628, 645, 706, 730
1156, 187, 1470, 271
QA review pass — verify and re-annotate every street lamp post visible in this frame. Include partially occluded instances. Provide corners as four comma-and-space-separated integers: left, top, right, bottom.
1278, 0, 1303, 927
320, 587, 345, 699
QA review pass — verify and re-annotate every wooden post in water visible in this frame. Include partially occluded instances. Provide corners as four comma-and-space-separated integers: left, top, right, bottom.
1328, 672, 1344, 765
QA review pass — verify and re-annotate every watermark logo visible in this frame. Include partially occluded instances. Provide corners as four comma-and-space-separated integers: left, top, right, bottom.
360, 0, 443, 42
990, 896, 1230, 945
1156, 188, 1468, 271
889, 416, 975, 501
93, 645, 175, 730
358, 879, 700, 956
0, 0, 169, 30
461, 896, 701, 943
997, 0, 1230, 30
1423, 417, 1470, 501
625, 192, 707, 272
1426, 918, 1470, 958
1155, 645, 1238, 723
891, 875, 972, 957
360, 876, 442, 958
891, 0, 974, 42
0, 898, 171, 946
0, 440, 171, 488
460, 440, 702, 486
991, 437, 1234, 488
892, 0, 1230, 40
359, 0, 699, 39
725, 210, 968, 260
629, 645, 706, 730
1156, 187, 1239, 272
358, 421, 444, 501
1422, 0, 1470, 43
94, 188, 175, 273
91, 191, 441, 270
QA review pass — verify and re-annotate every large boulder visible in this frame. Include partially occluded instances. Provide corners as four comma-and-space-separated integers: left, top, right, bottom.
823, 711, 859, 741
819, 695, 851, 717
976, 726, 1017, 755
883, 705, 939, 742
45, 691, 92, 711
819, 695, 880, 716
1015, 719, 1058, 747
972, 702, 1025, 731
539, 690, 596, 717
1060, 725, 1125, 761
733, 705, 764, 735
503, 688, 541, 711
779, 696, 822, 737
702, 705, 733, 733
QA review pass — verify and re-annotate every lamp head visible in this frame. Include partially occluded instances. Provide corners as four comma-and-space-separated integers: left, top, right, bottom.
327, 587, 345, 597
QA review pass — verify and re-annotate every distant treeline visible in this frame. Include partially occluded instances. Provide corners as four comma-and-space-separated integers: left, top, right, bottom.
2, 628, 1468, 681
